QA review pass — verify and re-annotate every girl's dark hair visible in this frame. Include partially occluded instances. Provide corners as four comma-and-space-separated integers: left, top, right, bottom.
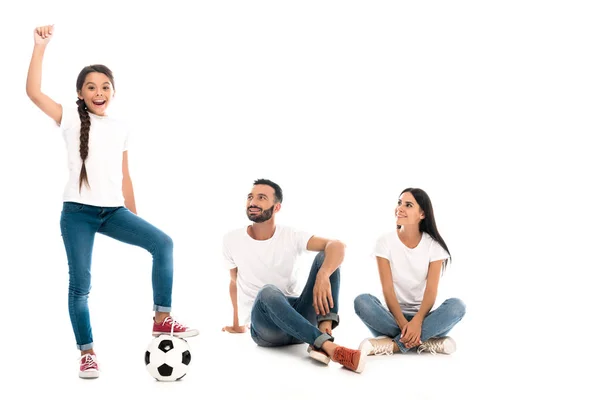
400, 188, 452, 270
75, 64, 115, 191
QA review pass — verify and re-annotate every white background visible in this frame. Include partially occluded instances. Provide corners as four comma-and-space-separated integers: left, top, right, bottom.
0, 1, 598, 399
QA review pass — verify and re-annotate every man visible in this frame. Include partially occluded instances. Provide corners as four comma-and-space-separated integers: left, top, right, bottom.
221, 179, 371, 373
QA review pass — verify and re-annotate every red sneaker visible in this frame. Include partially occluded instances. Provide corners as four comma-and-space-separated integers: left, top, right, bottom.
152, 316, 199, 338
79, 353, 99, 379
332, 345, 367, 373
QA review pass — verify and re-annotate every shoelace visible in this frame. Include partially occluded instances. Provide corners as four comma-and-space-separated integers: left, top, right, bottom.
162, 316, 185, 336
334, 347, 355, 368
372, 340, 394, 356
417, 338, 444, 355
80, 354, 98, 370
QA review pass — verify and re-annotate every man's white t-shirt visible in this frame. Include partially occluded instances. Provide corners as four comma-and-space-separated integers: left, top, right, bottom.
222, 225, 314, 326
374, 231, 450, 315
59, 106, 130, 207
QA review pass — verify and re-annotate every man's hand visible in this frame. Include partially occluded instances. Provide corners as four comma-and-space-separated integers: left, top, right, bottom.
313, 271, 333, 315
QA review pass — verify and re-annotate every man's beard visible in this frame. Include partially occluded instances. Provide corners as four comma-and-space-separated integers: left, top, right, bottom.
247, 205, 275, 223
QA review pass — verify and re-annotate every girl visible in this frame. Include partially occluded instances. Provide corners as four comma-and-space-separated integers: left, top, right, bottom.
353, 188, 466, 356
26, 25, 198, 379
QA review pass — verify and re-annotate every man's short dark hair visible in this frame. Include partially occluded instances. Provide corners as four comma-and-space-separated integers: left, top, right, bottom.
253, 179, 283, 203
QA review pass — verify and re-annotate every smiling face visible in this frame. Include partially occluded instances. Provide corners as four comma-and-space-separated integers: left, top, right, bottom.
395, 191, 425, 227
246, 184, 280, 223
77, 72, 114, 116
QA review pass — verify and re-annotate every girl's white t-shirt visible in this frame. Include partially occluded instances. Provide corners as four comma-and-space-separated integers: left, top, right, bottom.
59, 106, 130, 207
374, 231, 450, 314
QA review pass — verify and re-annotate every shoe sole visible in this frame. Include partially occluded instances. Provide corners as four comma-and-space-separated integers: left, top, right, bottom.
443, 337, 457, 354
79, 370, 99, 379
152, 330, 199, 338
359, 338, 375, 356
354, 340, 373, 373
307, 347, 331, 365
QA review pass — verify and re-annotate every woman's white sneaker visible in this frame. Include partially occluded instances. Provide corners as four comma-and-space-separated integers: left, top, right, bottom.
417, 336, 456, 355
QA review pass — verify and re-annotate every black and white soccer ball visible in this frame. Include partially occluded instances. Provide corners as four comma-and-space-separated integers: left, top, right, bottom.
144, 335, 192, 381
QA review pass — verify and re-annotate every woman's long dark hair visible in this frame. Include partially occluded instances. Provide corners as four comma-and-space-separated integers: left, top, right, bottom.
400, 188, 452, 271
75, 64, 115, 191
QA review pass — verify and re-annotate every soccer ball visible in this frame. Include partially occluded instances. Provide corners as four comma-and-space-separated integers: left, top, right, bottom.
144, 335, 192, 381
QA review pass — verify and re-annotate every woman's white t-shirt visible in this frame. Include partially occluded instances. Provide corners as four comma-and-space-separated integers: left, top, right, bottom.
374, 231, 450, 314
